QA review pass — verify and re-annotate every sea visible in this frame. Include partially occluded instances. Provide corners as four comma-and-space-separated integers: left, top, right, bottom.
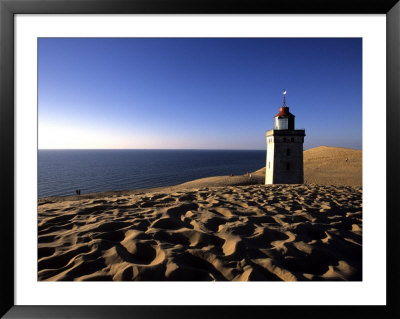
38, 149, 265, 198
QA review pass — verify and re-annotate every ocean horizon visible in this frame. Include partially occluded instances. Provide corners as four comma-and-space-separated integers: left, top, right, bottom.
38, 149, 265, 198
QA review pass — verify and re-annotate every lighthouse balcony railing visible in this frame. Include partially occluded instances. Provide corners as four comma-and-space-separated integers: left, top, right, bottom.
266, 128, 306, 133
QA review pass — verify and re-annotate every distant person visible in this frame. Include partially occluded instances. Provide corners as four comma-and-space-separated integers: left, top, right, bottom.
75, 189, 79, 195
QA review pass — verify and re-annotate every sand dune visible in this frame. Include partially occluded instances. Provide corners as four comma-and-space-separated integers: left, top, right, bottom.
304, 146, 362, 186
163, 146, 361, 189
176, 173, 265, 189
251, 146, 362, 187
38, 184, 362, 281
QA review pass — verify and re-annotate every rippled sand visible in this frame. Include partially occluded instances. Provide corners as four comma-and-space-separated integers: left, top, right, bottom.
38, 184, 362, 281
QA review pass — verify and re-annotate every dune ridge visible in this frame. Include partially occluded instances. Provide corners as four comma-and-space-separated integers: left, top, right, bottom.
304, 146, 362, 186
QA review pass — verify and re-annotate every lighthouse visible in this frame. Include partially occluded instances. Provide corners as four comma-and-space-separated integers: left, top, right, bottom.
265, 91, 305, 184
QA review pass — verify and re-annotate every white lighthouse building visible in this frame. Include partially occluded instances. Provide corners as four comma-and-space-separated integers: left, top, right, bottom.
265, 91, 305, 184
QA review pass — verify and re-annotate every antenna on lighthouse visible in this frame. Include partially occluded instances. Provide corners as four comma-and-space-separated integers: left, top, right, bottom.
282, 90, 287, 106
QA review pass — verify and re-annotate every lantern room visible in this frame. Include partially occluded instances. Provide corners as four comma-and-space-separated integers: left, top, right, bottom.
274, 92, 295, 130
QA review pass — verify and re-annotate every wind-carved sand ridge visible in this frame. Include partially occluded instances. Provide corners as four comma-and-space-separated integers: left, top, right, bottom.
38, 184, 362, 281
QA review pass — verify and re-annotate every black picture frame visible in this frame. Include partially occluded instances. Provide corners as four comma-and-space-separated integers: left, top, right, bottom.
1, 0, 399, 318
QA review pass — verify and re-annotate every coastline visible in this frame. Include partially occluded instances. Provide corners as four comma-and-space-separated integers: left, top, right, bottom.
38, 168, 265, 203
39, 144, 363, 202
37, 146, 362, 281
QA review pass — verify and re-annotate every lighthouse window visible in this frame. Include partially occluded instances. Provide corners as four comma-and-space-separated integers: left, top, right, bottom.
286, 163, 290, 170
268, 162, 270, 168
287, 148, 290, 156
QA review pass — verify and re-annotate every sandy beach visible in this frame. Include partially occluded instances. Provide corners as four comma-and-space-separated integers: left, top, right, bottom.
38, 146, 362, 281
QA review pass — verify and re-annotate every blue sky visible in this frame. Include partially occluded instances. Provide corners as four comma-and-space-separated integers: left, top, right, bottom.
38, 38, 362, 150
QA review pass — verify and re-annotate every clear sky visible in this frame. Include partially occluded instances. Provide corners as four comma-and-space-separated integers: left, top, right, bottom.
38, 38, 362, 150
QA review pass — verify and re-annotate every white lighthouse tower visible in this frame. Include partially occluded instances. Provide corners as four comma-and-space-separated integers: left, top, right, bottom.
265, 91, 305, 184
